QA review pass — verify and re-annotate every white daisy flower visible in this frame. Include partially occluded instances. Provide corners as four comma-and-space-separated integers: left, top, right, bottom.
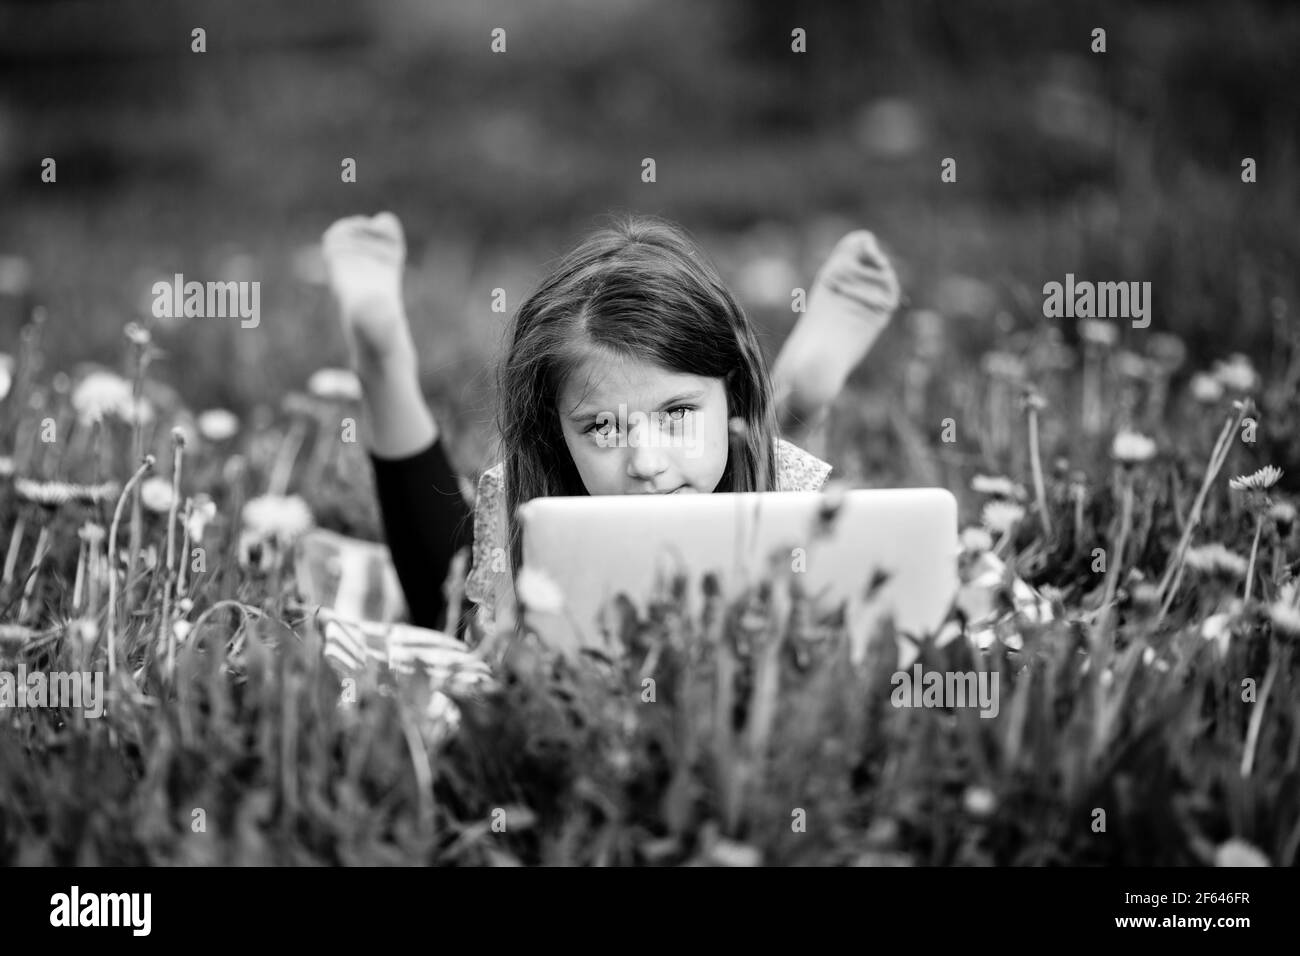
1229, 466, 1282, 492
1111, 429, 1156, 464
307, 368, 363, 403
197, 408, 241, 442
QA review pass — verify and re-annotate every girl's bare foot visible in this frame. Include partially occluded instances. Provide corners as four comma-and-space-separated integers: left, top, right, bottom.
321, 211, 414, 369
772, 230, 900, 435
321, 212, 437, 457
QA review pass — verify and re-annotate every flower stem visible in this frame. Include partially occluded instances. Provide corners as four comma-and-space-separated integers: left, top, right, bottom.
1244, 514, 1264, 604
1028, 406, 1052, 539
106, 455, 155, 676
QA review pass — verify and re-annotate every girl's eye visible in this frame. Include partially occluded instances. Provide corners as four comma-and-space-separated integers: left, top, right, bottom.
585, 419, 615, 437
666, 405, 694, 423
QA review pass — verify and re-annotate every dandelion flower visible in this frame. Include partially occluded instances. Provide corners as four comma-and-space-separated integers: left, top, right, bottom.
1112, 349, 1149, 379
1214, 838, 1270, 867
307, 367, 363, 402
515, 566, 565, 614
186, 494, 218, 541
1189, 372, 1224, 404
1111, 429, 1156, 464
197, 408, 240, 442
123, 322, 152, 347
78, 521, 106, 545
981, 500, 1024, 535
139, 476, 175, 514
1268, 599, 1300, 638
241, 494, 314, 543
1269, 501, 1296, 536
1019, 385, 1047, 412
960, 526, 994, 554
971, 474, 1027, 499
1078, 319, 1118, 347
980, 351, 1026, 382
1212, 354, 1258, 393
1229, 466, 1282, 492
1185, 544, 1249, 579
962, 786, 997, 818
1146, 332, 1187, 372
15, 478, 117, 507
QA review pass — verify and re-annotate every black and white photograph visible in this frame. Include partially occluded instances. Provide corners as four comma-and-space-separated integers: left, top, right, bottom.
0, 0, 1295, 919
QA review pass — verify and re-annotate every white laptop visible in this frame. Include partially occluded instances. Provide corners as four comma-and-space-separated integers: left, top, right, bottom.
517, 488, 959, 659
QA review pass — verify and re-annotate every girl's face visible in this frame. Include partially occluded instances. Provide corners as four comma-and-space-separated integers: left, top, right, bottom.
557, 352, 732, 496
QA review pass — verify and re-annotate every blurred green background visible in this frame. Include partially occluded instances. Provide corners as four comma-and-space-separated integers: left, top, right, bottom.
1, 0, 1297, 473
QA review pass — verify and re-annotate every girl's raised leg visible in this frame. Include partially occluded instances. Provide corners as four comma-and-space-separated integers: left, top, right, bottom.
771, 230, 900, 444
321, 212, 473, 633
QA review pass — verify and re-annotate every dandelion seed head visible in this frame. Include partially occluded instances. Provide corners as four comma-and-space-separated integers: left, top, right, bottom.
140, 477, 176, 514
1111, 429, 1156, 464
1189, 372, 1225, 404
71, 370, 153, 426
1078, 319, 1118, 347
197, 408, 240, 442
1212, 353, 1258, 393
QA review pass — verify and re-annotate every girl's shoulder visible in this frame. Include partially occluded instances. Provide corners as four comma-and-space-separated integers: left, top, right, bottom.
775, 437, 833, 492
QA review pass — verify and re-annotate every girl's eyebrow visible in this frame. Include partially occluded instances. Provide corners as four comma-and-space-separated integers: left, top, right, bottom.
567, 389, 706, 422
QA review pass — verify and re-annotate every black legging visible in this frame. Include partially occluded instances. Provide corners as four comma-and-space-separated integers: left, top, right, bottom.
369, 436, 475, 638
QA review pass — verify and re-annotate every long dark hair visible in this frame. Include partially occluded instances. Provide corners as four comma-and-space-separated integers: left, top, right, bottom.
495, 212, 780, 577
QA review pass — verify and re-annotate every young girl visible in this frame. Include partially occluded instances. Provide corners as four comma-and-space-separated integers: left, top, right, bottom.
320, 212, 899, 642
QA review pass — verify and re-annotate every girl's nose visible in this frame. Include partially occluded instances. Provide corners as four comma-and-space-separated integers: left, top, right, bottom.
625, 421, 670, 482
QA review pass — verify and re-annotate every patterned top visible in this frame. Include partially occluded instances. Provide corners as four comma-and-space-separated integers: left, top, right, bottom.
462, 437, 833, 637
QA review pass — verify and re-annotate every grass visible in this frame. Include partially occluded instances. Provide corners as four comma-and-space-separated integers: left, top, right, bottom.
0, 292, 1298, 867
